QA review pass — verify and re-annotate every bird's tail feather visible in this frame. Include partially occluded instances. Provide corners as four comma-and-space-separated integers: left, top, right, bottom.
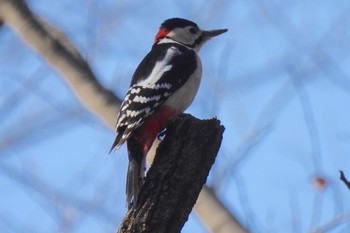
126, 136, 145, 209
109, 133, 124, 154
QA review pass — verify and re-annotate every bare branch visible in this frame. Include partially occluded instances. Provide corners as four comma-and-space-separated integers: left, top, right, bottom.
310, 212, 350, 233
0, 0, 120, 127
195, 186, 248, 233
339, 170, 350, 190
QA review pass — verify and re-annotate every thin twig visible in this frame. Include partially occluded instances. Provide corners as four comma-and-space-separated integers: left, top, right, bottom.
339, 170, 350, 190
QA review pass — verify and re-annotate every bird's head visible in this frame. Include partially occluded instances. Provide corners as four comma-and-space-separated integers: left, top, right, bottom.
154, 18, 227, 51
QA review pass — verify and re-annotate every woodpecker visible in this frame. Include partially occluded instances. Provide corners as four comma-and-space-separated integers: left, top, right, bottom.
110, 18, 227, 209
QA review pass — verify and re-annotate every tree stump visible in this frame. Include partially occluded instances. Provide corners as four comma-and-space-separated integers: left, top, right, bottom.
117, 114, 224, 233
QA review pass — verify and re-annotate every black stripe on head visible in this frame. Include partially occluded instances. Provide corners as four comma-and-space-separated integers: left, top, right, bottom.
161, 18, 198, 30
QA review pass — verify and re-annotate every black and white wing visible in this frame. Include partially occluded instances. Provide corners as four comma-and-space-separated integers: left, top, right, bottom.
110, 43, 197, 151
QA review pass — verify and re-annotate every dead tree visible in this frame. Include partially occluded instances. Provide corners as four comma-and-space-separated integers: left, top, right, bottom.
118, 114, 224, 233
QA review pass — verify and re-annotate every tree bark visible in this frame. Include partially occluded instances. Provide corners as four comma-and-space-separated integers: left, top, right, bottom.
118, 114, 224, 233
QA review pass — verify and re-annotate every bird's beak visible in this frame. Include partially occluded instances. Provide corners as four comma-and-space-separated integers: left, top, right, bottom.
202, 29, 228, 38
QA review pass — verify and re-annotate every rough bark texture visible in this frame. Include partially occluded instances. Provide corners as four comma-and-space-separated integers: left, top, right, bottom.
118, 114, 225, 233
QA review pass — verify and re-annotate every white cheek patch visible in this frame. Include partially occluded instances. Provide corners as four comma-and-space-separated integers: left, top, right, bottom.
163, 26, 201, 46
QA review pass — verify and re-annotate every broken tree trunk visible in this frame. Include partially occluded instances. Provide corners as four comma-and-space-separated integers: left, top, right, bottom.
117, 114, 224, 233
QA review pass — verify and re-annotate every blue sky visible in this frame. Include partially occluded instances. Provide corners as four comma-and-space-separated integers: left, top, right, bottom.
1, 0, 350, 232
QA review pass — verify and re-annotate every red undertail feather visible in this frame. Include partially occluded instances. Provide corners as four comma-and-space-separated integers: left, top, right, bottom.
134, 105, 177, 155
126, 105, 177, 208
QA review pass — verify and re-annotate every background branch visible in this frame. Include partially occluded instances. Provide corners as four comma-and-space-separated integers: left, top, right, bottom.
339, 170, 350, 191
0, 0, 120, 126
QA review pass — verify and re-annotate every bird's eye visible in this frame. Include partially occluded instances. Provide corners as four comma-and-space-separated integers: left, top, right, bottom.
189, 27, 198, 34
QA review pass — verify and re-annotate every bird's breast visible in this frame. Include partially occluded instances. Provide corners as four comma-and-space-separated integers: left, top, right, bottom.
164, 55, 202, 113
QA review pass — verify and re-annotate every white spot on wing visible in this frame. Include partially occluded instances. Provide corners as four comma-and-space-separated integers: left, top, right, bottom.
131, 87, 141, 94
154, 83, 172, 90
163, 92, 171, 97
133, 95, 161, 103
121, 104, 128, 111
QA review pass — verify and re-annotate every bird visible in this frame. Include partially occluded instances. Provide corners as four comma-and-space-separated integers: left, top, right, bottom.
110, 18, 227, 209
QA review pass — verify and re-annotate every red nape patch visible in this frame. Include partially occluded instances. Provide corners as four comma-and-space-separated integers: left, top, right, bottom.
154, 27, 170, 43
